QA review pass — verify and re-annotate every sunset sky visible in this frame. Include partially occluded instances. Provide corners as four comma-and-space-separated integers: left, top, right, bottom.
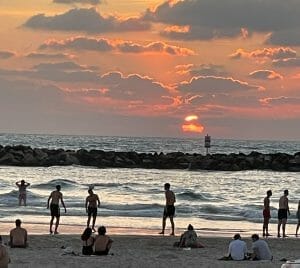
0, 0, 300, 140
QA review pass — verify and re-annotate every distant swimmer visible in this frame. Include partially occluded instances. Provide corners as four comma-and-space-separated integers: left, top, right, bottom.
277, 189, 290, 238
85, 189, 101, 232
47, 185, 66, 234
15, 180, 30, 206
263, 190, 272, 237
159, 183, 176, 236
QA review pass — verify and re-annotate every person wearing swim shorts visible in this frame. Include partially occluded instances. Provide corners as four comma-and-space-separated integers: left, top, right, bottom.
263, 190, 272, 237
159, 183, 176, 236
47, 185, 66, 234
85, 189, 100, 232
277, 189, 290, 238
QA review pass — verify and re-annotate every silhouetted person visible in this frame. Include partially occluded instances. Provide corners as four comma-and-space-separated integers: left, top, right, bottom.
296, 200, 300, 237
16, 180, 30, 206
47, 185, 66, 234
277, 189, 290, 238
159, 183, 176, 236
10, 219, 28, 248
85, 189, 100, 232
94, 226, 113, 255
263, 190, 272, 237
81, 227, 94, 255
0, 235, 10, 268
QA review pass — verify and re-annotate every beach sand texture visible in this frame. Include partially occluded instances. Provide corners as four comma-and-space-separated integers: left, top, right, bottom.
1, 233, 299, 268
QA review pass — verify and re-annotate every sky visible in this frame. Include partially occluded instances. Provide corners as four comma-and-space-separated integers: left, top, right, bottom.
0, 0, 300, 140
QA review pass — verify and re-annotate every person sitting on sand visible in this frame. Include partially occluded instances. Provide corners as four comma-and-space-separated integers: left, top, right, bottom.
219, 233, 247, 261
16, 180, 30, 206
0, 235, 10, 268
296, 200, 300, 237
81, 227, 94, 255
9, 219, 28, 248
174, 224, 204, 248
250, 234, 272, 261
94, 226, 113, 255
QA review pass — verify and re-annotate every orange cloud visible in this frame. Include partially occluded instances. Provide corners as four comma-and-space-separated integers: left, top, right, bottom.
182, 123, 204, 133
182, 114, 204, 133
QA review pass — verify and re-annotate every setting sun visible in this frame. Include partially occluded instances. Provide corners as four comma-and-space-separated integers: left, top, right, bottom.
184, 115, 198, 122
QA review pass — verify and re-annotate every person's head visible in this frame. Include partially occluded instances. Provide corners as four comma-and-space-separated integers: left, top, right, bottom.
15, 219, 22, 227
21, 180, 25, 185
88, 189, 93, 195
164, 183, 170, 190
56, 185, 61, 191
98, 226, 106, 235
81, 227, 92, 241
187, 224, 194, 231
251, 234, 259, 241
233, 233, 241, 240
267, 190, 272, 197
284, 189, 289, 196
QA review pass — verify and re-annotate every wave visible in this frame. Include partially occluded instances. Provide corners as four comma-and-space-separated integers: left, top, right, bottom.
177, 191, 220, 201
32, 179, 79, 189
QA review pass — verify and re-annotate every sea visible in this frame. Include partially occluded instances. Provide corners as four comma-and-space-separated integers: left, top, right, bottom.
0, 133, 299, 235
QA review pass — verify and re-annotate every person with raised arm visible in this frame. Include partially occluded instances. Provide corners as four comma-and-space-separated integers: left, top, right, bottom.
16, 180, 30, 206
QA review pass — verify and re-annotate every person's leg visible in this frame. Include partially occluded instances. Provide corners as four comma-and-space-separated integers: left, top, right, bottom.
296, 222, 299, 236
24, 196, 27, 206
92, 214, 97, 232
159, 216, 166, 234
266, 218, 270, 235
50, 216, 54, 234
277, 219, 282, 237
54, 216, 60, 234
282, 218, 287, 237
87, 214, 91, 228
18, 195, 22, 206
170, 216, 174, 235
263, 218, 267, 236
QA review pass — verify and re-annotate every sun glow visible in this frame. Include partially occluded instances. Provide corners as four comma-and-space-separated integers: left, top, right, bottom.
182, 114, 204, 133
184, 115, 198, 122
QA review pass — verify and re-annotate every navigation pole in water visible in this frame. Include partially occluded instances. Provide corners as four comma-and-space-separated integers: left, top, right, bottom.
204, 134, 211, 155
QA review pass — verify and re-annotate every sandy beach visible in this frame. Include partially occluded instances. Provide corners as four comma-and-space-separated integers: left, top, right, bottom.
1, 224, 299, 268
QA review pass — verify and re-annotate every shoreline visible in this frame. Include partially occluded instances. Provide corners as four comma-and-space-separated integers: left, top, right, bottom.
1, 234, 299, 268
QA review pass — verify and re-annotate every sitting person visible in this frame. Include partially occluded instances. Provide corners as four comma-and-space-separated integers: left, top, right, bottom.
10, 219, 28, 248
81, 227, 94, 255
250, 234, 272, 261
220, 233, 247, 261
174, 224, 204, 248
94, 226, 113, 255
0, 235, 10, 268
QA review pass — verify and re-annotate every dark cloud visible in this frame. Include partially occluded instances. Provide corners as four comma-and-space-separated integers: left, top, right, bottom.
40, 36, 195, 55
249, 70, 283, 80
0, 51, 16, 59
24, 8, 151, 33
265, 30, 300, 46
178, 76, 262, 94
230, 47, 297, 60
260, 96, 300, 105
144, 0, 300, 43
26, 52, 75, 60
272, 58, 300, 67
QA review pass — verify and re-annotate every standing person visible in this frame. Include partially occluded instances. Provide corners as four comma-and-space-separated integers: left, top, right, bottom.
85, 189, 100, 232
250, 234, 272, 261
16, 180, 30, 206
47, 185, 66, 234
9, 219, 28, 248
263, 190, 272, 237
159, 183, 176, 236
296, 200, 300, 237
277, 189, 290, 238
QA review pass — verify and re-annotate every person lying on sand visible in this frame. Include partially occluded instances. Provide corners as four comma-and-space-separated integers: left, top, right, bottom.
94, 226, 113, 256
173, 224, 204, 248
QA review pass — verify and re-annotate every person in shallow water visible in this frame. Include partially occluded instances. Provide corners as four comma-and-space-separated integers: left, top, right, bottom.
159, 183, 176, 236
16, 180, 30, 206
47, 185, 67, 234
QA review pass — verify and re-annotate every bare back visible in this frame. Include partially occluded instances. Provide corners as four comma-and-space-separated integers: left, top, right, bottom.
50, 191, 63, 205
86, 194, 99, 208
165, 190, 176, 206
279, 195, 288, 209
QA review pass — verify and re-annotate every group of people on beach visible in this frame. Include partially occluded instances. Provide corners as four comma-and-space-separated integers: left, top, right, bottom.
263, 189, 300, 238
